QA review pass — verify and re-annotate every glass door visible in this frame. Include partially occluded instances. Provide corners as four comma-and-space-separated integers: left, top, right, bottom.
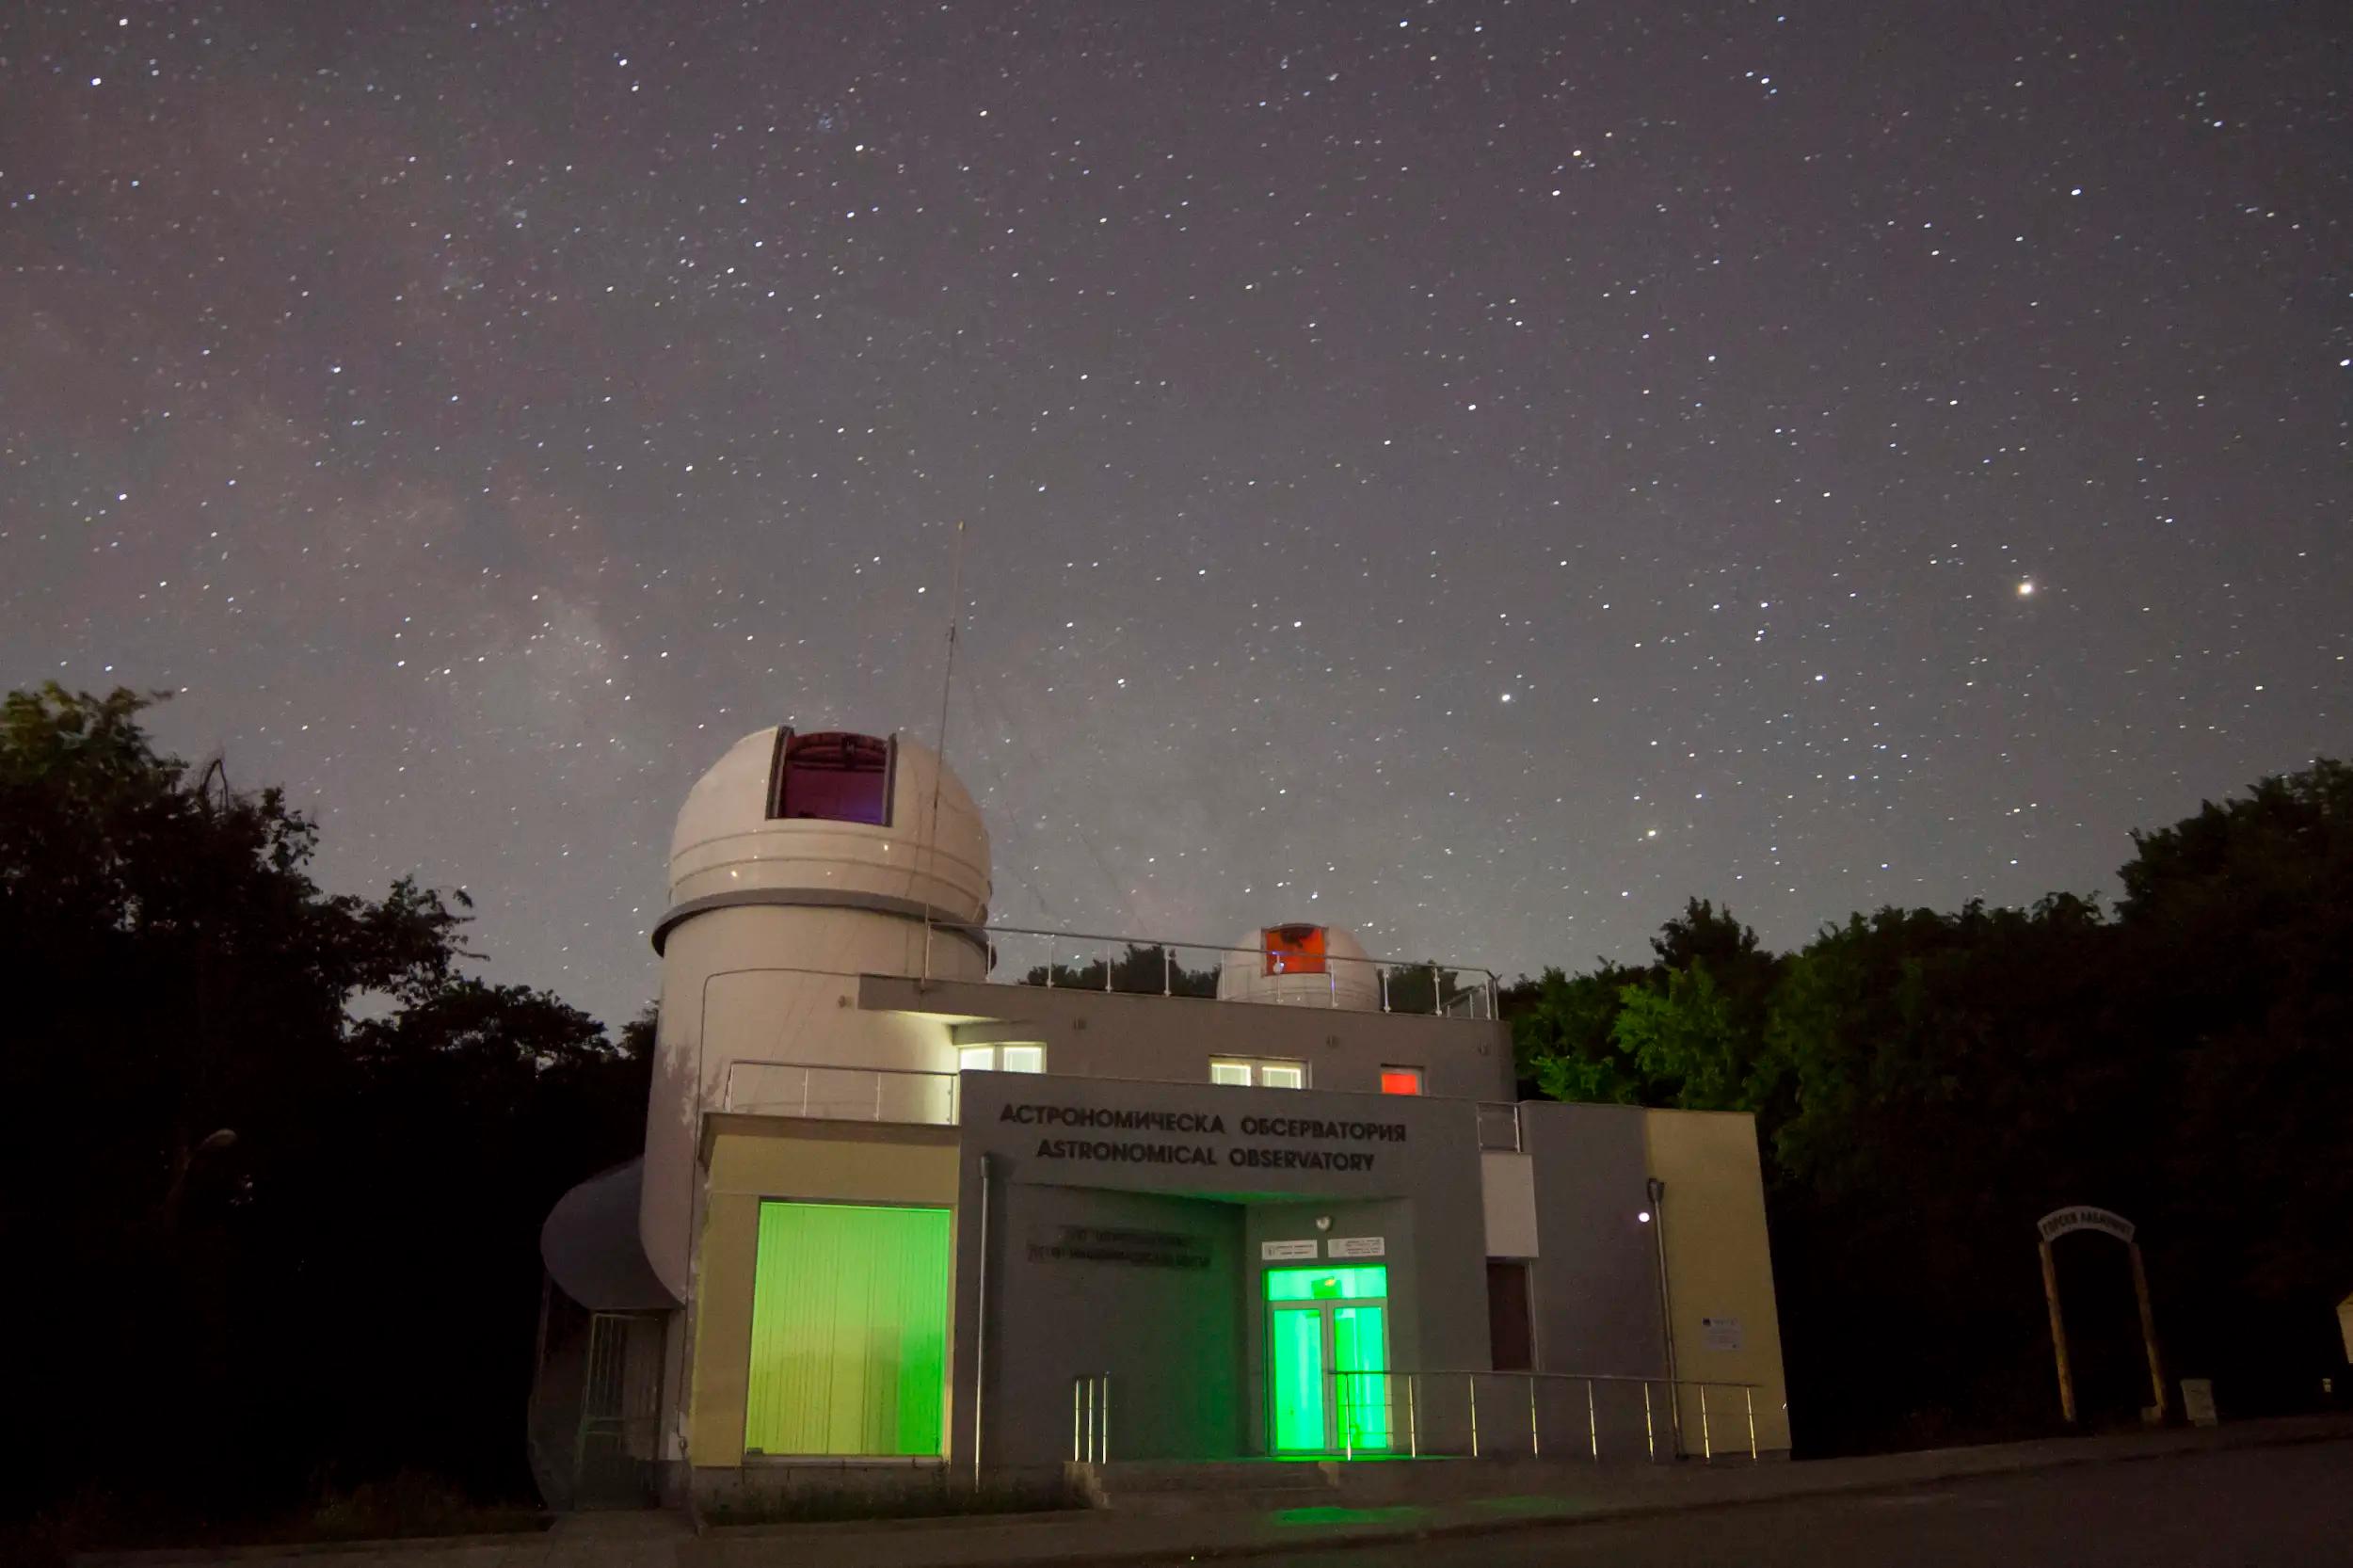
1265, 1266, 1392, 1454
1269, 1305, 1327, 1452
1332, 1304, 1391, 1451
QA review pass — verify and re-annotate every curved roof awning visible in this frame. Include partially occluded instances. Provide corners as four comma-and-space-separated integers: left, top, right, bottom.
539, 1158, 679, 1312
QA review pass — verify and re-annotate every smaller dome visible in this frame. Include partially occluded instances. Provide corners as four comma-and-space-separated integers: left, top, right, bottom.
1216, 923, 1382, 1010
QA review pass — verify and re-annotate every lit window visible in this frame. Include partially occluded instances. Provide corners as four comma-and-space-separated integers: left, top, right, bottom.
1380, 1067, 1423, 1096
1211, 1057, 1306, 1088
960, 1044, 1045, 1074
769, 729, 894, 824
1261, 923, 1328, 976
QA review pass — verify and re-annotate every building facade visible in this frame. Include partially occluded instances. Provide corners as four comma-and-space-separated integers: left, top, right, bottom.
532, 726, 1790, 1508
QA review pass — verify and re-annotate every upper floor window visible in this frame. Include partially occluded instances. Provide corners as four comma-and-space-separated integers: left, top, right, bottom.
768, 729, 894, 825
960, 1044, 1044, 1074
1211, 1057, 1305, 1089
1379, 1067, 1423, 1096
1260, 923, 1327, 976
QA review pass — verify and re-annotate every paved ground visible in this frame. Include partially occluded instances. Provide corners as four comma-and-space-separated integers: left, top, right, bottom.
72, 1417, 2353, 1567
1269, 1440, 2353, 1567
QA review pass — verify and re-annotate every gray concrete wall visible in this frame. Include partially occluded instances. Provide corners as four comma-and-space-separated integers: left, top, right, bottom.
861, 974, 1513, 1103
950, 1071, 1491, 1466
998, 1184, 1246, 1463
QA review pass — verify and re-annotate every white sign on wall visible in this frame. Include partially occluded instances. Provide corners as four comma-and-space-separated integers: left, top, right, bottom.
1261, 1239, 1319, 1261
1327, 1236, 1386, 1259
1702, 1316, 1743, 1352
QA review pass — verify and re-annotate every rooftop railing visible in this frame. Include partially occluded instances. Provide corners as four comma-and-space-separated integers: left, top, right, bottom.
722, 1061, 959, 1124
923, 920, 1505, 1020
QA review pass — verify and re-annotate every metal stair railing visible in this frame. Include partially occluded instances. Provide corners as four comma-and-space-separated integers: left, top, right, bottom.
1070, 1370, 1111, 1464
1328, 1368, 1763, 1463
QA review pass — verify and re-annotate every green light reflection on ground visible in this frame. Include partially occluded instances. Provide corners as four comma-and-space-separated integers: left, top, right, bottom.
1273, 1505, 1431, 1527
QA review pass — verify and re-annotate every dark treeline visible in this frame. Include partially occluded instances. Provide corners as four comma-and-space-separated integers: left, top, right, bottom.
1507, 760, 2353, 1451
3, 681, 2347, 1534
1019, 946, 1222, 996
1016, 945, 1481, 1013
0, 686, 651, 1539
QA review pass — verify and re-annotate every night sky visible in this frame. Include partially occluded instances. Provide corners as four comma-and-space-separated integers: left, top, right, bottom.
6, 3, 2347, 1029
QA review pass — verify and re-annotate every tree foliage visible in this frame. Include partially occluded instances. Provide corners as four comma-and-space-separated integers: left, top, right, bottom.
0, 685, 647, 1527
1515, 775, 2353, 1453
1019, 941, 1221, 996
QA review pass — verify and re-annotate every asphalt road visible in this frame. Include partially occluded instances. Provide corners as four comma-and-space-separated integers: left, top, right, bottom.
1273, 1440, 2353, 1567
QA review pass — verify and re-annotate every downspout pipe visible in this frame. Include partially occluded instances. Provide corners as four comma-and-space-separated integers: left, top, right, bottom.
973, 1154, 990, 1486
1647, 1176, 1684, 1457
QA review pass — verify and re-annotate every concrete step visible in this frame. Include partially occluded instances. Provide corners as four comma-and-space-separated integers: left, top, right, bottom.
1092, 1460, 1337, 1491
1084, 1460, 1340, 1514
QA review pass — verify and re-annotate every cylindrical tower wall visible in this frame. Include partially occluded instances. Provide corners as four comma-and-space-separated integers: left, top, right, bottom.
638, 726, 992, 1301
640, 905, 984, 1298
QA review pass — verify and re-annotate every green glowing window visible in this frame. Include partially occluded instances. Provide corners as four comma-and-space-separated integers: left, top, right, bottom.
744, 1201, 951, 1457
1265, 1265, 1389, 1302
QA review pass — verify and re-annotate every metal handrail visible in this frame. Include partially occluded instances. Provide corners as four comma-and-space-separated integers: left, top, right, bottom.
722, 1060, 959, 1123
1070, 1371, 1110, 1464
1326, 1368, 1762, 1464
922, 920, 1504, 1019
1476, 1101, 1524, 1152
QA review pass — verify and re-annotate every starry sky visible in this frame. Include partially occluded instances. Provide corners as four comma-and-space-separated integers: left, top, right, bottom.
6, 2, 2348, 1029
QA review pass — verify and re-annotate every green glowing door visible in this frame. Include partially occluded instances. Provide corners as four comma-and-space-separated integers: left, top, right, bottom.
1265, 1267, 1392, 1454
1270, 1306, 1327, 1451
1333, 1304, 1392, 1451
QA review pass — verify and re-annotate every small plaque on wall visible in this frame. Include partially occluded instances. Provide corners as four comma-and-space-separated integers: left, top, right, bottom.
1702, 1316, 1743, 1352
1327, 1236, 1385, 1259
1261, 1239, 1319, 1261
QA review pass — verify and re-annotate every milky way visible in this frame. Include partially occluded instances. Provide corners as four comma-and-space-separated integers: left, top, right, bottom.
5, 2, 2347, 1026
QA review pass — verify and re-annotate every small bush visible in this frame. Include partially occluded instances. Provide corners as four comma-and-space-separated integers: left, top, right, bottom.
3, 1473, 546, 1561
306, 1470, 546, 1541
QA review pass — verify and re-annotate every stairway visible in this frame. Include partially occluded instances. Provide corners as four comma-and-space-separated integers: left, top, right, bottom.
1080, 1459, 1349, 1515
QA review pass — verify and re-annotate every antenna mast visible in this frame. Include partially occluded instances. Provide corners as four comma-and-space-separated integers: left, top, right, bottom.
921, 520, 968, 981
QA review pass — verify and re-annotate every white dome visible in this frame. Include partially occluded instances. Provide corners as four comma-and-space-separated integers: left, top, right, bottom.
657, 727, 990, 949
1216, 922, 1383, 1010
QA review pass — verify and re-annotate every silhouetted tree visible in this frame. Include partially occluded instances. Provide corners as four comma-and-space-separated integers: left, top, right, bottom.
0, 686, 645, 1531
1515, 767, 2353, 1454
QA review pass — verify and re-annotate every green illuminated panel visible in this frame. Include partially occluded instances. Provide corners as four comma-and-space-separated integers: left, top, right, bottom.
1333, 1305, 1392, 1451
1270, 1306, 1326, 1451
744, 1202, 950, 1457
1264, 1265, 1388, 1302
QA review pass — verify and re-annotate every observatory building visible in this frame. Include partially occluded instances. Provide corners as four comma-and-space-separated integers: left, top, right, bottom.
532, 726, 1790, 1509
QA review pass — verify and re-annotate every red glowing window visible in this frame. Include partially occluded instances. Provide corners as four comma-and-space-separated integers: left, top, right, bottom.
1260, 924, 1327, 976
1380, 1068, 1423, 1096
769, 730, 894, 825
